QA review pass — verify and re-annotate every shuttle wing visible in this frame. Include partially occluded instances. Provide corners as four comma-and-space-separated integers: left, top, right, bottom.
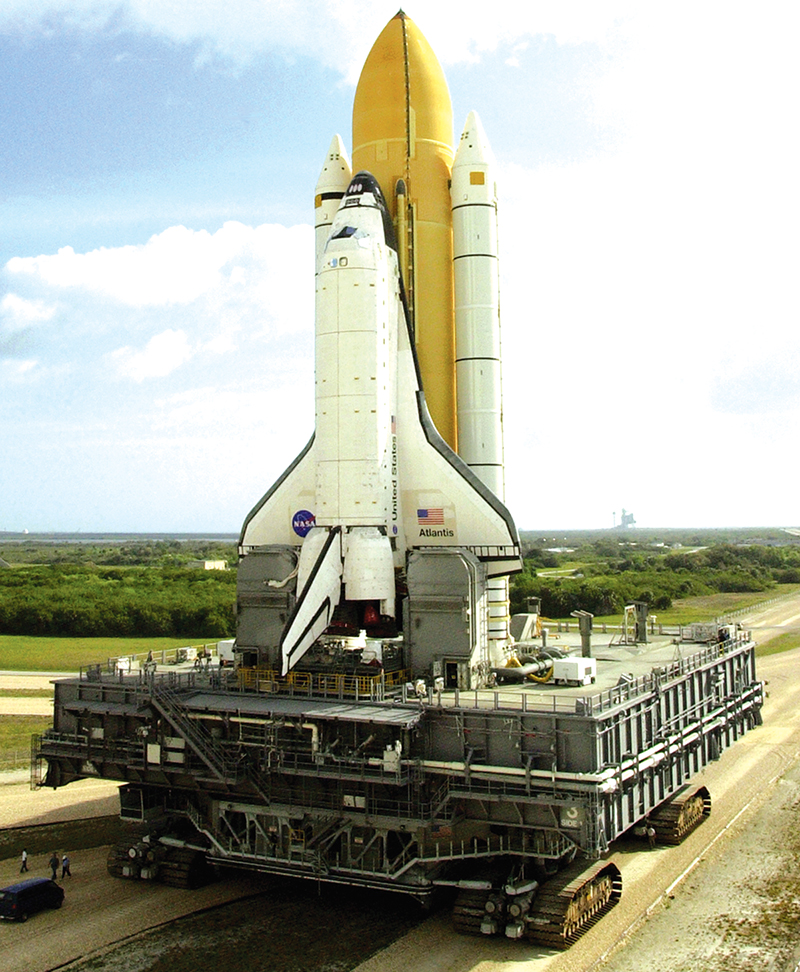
239, 436, 317, 550
394, 308, 520, 576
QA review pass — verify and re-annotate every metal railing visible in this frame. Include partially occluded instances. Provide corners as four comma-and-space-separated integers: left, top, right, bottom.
716, 589, 800, 623
79, 642, 221, 679
65, 627, 757, 724
416, 828, 575, 865
576, 632, 756, 716
36, 729, 147, 768
236, 667, 410, 702
73, 632, 756, 721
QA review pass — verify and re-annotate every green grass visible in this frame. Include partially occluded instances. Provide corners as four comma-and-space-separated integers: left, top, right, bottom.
0, 689, 53, 697
0, 635, 217, 672
587, 585, 800, 628
539, 560, 590, 573
755, 631, 800, 657
653, 586, 800, 624
0, 715, 50, 771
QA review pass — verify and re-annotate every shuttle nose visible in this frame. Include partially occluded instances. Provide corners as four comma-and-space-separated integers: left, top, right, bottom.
340, 171, 398, 251
347, 171, 382, 199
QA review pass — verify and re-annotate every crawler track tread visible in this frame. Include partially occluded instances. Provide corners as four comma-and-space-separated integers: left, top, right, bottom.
107, 839, 138, 878
108, 840, 212, 888
651, 786, 711, 845
159, 847, 213, 888
526, 860, 622, 949
452, 888, 491, 935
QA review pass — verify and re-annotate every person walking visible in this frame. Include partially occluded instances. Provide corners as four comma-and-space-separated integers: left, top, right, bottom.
49, 852, 59, 880
20, 848, 28, 874
61, 854, 71, 878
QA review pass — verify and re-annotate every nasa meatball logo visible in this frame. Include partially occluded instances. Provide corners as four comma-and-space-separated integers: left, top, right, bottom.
292, 510, 316, 538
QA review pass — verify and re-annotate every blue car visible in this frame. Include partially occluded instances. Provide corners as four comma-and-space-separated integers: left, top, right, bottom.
0, 877, 64, 922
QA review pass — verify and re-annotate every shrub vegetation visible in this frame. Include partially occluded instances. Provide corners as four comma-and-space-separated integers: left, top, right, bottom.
511, 538, 800, 618
2, 534, 800, 635
0, 541, 237, 639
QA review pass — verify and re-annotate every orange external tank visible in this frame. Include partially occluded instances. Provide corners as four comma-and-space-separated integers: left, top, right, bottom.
351, 11, 457, 450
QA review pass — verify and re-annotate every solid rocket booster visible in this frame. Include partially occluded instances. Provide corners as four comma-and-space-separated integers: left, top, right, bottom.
451, 111, 510, 653
352, 12, 457, 451
451, 111, 504, 501
314, 135, 352, 269
240, 173, 520, 675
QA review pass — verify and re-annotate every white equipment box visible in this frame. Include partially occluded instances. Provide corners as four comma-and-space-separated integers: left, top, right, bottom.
552, 657, 597, 686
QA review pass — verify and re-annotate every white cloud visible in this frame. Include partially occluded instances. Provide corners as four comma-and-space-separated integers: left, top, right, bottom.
111, 328, 193, 381
202, 333, 238, 355
3, 222, 314, 365
0, 0, 634, 77
6, 222, 310, 308
1, 358, 38, 378
1, 293, 56, 324
1, 217, 315, 408
504, 42, 529, 68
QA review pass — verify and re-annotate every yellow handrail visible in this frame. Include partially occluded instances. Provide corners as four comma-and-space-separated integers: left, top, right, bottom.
237, 667, 411, 699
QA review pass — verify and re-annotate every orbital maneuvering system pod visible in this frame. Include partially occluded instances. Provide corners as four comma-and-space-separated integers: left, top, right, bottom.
239, 11, 522, 679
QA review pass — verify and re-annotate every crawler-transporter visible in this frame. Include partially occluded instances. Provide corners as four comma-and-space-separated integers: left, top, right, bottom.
36, 568, 763, 948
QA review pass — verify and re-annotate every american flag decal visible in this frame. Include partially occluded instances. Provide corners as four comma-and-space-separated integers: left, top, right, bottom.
417, 508, 445, 525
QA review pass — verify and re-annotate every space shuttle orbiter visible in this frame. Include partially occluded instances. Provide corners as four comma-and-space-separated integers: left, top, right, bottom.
240, 172, 521, 675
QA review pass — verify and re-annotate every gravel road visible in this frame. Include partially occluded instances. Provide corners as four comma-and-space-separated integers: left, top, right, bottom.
0, 674, 55, 716
0, 697, 53, 715
0, 777, 120, 828
0, 847, 274, 972
591, 597, 800, 972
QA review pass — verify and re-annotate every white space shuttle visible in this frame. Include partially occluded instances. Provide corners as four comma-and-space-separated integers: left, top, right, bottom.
240, 172, 521, 675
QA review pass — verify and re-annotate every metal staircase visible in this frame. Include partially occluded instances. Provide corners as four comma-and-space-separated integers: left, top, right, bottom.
147, 681, 273, 804
30, 734, 44, 789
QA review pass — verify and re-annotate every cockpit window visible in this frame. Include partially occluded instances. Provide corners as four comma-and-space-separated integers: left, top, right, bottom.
331, 226, 364, 240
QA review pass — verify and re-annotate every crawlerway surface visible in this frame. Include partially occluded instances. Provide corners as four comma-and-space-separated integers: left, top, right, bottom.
595, 758, 800, 972
63, 879, 428, 972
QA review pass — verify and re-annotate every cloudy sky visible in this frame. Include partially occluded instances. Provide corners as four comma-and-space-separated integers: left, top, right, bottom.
1, 1, 797, 534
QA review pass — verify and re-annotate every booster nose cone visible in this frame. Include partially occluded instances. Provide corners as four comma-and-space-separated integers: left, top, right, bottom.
453, 111, 496, 180
315, 134, 352, 201
315, 135, 353, 269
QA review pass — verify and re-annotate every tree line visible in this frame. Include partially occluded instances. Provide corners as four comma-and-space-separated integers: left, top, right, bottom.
510, 542, 800, 617
0, 539, 237, 567
2, 539, 799, 637
0, 564, 236, 638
